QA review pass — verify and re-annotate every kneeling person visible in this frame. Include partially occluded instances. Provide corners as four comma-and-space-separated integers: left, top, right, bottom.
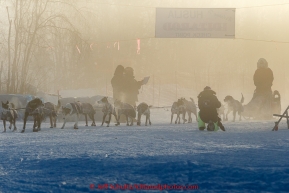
197, 86, 225, 131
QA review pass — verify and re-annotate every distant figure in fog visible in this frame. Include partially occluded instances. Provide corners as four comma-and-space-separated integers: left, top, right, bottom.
122, 67, 144, 107
111, 65, 125, 101
243, 58, 275, 119
253, 58, 274, 97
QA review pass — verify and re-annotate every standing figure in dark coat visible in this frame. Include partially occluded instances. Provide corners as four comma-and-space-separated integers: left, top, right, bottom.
122, 67, 143, 107
243, 58, 275, 119
111, 65, 125, 101
197, 86, 225, 131
253, 58, 274, 97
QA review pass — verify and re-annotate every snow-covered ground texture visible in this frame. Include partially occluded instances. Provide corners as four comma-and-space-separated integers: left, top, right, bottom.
0, 108, 289, 193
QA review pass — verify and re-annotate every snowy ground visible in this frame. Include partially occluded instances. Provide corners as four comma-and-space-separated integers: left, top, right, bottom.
0, 109, 289, 193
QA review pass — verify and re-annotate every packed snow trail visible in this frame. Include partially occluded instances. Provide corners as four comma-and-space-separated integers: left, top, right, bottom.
0, 109, 289, 192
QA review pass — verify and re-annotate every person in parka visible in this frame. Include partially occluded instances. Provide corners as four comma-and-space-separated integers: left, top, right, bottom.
243, 58, 274, 119
122, 67, 143, 107
197, 86, 225, 131
253, 58, 274, 96
111, 65, 125, 101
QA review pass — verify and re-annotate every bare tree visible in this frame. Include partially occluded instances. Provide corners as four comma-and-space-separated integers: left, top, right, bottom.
3, 0, 86, 94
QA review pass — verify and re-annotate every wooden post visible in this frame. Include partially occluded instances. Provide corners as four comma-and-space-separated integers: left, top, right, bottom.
272, 105, 289, 131
286, 110, 289, 129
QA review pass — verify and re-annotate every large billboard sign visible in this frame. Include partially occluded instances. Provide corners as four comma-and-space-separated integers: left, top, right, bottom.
155, 8, 235, 38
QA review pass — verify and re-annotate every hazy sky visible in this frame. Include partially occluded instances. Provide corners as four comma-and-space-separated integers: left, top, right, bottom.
80, 1, 289, 80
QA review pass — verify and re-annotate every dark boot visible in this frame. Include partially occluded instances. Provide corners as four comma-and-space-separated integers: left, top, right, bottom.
199, 127, 205, 131
207, 121, 215, 131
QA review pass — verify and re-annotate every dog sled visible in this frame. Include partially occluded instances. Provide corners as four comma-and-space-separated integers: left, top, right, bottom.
242, 90, 281, 120
272, 105, 289, 131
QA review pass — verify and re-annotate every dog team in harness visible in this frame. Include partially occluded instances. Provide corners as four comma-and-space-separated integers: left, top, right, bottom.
0, 58, 281, 132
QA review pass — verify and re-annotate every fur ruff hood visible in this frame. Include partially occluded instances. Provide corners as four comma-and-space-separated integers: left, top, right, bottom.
198, 90, 216, 98
257, 58, 268, 69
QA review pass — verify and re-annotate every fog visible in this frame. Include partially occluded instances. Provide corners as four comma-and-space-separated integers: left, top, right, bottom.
0, 0, 289, 107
